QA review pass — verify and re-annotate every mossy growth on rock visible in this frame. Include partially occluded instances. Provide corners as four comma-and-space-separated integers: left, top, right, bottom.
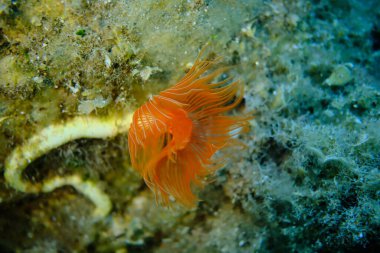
0, 0, 379, 252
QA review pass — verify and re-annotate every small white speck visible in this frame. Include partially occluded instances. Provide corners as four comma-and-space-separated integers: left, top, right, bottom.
105, 54, 111, 68
239, 240, 246, 247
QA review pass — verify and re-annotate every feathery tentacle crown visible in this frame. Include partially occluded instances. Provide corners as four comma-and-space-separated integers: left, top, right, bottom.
128, 49, 250, 206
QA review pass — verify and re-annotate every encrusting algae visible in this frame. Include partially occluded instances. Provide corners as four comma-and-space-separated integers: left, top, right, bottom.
4, 48, 250, 214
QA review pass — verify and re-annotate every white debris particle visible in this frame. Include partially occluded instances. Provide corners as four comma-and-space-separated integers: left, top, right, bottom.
105, 54, 112, 68
133, 66, 162, 81
78, 95, 111, 114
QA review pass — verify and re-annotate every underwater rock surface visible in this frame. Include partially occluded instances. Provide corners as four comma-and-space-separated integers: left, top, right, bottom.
0, 0, 379, 252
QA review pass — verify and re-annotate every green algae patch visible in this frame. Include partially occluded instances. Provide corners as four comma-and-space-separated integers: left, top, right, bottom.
0, 55, 35, 96
76, 29, 86, 37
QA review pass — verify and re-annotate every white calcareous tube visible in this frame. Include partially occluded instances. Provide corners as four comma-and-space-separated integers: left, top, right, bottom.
4, 112, 133, 216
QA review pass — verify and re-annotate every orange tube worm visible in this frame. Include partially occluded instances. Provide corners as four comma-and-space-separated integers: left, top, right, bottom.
128, 51, 251, 206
